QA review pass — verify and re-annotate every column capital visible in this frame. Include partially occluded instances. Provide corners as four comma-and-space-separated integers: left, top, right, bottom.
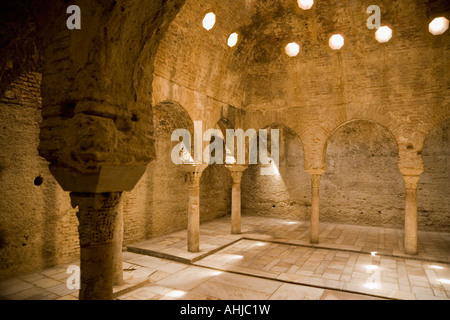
182, 163, 208, 187
307, 171, 324, 188
181, 163, 208, 174
226, 164, 248, 184
225, 164, 249, 172
399, 167, 423, 177
70, 192, 122, 247
402, 175, 421, 190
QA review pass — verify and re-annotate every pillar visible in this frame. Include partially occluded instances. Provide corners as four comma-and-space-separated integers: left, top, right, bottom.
306, 170, 325, 244
402, 174, 421, 255
70, 192, 122, 300
182, 164, 207, 252
226, 165, 248, 234
113, 200, 124, 286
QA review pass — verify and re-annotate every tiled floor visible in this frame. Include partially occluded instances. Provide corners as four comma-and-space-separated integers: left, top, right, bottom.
1, 215, 449, 300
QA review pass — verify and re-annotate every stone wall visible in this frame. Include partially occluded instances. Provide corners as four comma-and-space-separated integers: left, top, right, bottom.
321, 121, 405, 228
0, 73, 78, 280
242, 126, 311, 220
200, 164, 232, 222
418, 119, 450, 232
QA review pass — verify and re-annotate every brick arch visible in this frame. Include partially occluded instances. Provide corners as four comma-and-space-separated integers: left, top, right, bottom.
421, 115, 450, 151
324, 119, 401, 160
152, 99, 196, 131
299, 104, 400, 171
153, 100, 194, 135
321, 118, 400, 171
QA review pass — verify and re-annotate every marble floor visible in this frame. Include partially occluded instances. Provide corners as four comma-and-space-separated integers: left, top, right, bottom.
1, 215, 449, 300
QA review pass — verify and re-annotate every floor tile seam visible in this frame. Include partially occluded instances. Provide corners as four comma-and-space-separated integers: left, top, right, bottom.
241, 237, 450, 265
190, 260, 397, 301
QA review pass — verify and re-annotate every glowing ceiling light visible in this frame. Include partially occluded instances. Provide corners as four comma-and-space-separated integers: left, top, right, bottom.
285, 42, 300, 57
371, 252, 377, 257
429, 17, 449, 35
228, 32, 239, 47
375, 26, 393, 43
439, 279, 450, 284
329, 34, 345, 50
298, 0, 314, 10
203, 12, 216, 31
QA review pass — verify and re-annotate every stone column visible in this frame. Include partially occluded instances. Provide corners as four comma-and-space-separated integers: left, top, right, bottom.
226, 165, 248, 234
70, 192, 122, 300
306, 170, 325, 244
112, 200, 124, 286
182, 164, 207, 252
402, 174, 421, 255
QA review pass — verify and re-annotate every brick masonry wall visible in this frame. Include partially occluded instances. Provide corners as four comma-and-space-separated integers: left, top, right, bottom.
0, 73, 79, 280
418, 119, 450, 232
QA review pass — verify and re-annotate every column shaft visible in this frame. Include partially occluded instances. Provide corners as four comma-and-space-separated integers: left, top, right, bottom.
183, 164, 207, 253
113, 201, 124, 286
403, 175, 420, 255
187, 179, 201, 252
226, 165, 247, 235
71, 192, 122, 300
310, 174, 322, 244
231, 181, 242, 234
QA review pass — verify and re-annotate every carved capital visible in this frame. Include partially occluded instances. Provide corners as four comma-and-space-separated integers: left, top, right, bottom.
71, 192, 122, 247
182, 164, 208, 186
226, 165, 248, 184
307, 171, 324, 189
402, 175, 421, 190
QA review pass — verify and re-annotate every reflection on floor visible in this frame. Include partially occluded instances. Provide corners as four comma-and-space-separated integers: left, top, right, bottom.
1, 215, 449, 300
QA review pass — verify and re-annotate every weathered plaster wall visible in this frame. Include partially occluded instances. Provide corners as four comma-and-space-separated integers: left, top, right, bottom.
242, 126, 311, 220
418, 119, 450, 231
200, 164, 232, 222
321, 121, 405, 228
